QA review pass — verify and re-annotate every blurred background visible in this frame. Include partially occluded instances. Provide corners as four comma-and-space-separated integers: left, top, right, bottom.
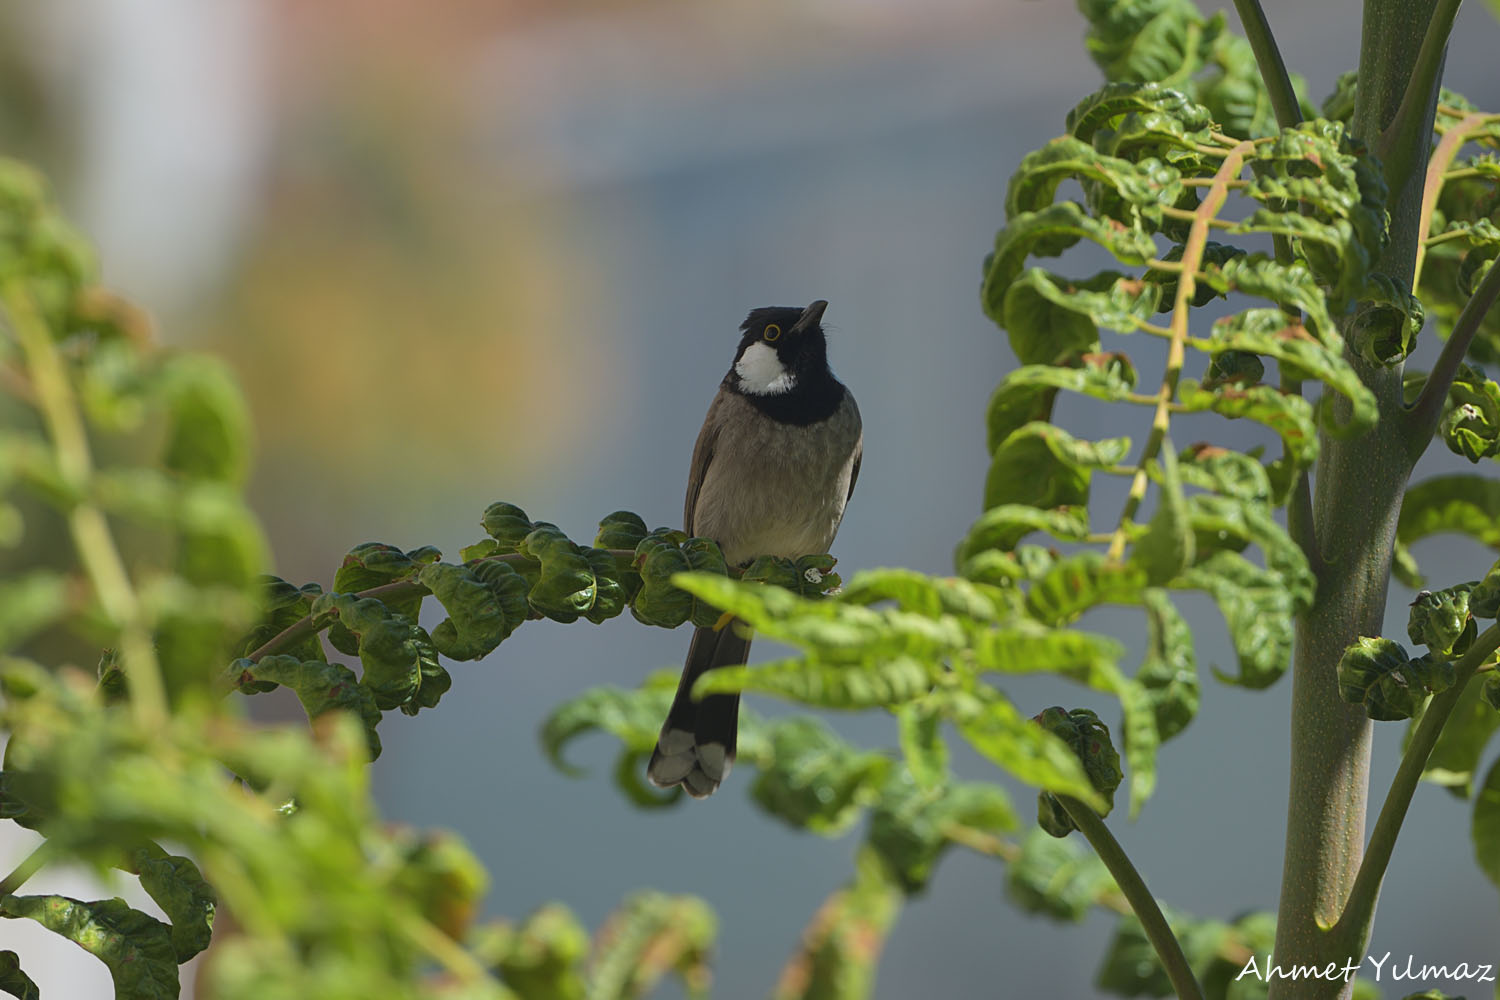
2, 0, 1498, 996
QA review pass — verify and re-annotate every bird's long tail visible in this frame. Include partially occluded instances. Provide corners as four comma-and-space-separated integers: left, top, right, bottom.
646, 620, 751, 798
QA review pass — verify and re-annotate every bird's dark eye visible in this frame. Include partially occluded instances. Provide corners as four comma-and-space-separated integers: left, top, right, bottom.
763, 324, 782, 342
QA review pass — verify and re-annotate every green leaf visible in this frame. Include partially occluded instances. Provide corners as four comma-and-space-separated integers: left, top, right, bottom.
970, 622, 1126, 684
1399, 475, 1500, 550
986, 422, 1131, 512
480, 502, 535, 552
983, 203, 1159, 338
1005, 826, 1116, 923
867, 774, 1017, 893
309, 593, 423, 711
539, 678, 674, 777
1175, 443, 1271, 502
1202, 309, 1377, 437
1408, 585, 1477, 659
1176, 551, 1295, 688
960, 504, 1091, 561
749, 718, 890, 835
1000, 270, 1162, 369
587, 892, 716, 1000
0, 895, 178, 1000
986, 352, 1141, 451
231, 655, 383, 759
693, 655, 935, 710
238, 576, 325, 661
594, 510, 649, 551
629, 532, 729, 629
1417, 678, 1500, 797
1337, 638, 1454, 722
1440, 365, 1500, 461
158, 354, 252, 486
1474, 756, 1500, 890
127, 843, 216, 962
0, 952, 38, 1000
1035, 706, 1123, 815
946, 690, 1110, 811
1177, 379, 1319, 469
1138, 589, 1199, 741
518, 524, 606, 624
839, 569, 1007, 623
894, 702, 948, 788
1025, 551, 1148, 626
1135, 442, 1194, 586
420, 561, 511, 661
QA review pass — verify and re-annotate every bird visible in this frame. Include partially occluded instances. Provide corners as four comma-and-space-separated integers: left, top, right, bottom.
647, 299, 863, 798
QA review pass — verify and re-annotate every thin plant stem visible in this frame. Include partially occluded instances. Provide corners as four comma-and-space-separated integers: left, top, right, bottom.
1405, 256, 1500, 456
1060, 798, 1206, 1000
0, 843, 51, 896
1231, 0, 1303, 129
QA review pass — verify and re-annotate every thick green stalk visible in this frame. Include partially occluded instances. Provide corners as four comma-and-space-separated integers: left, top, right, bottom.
1267, 2, 1445, 997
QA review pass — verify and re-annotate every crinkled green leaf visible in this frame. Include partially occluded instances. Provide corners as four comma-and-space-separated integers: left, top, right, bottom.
1472, 559, 1500, 619
694, 655, 935, 710
750, 718, 890, 835
231, 655, 383, 759
310, 593, 422, 711
1138, 589, 1199, 741
158, 353, 251, 486
1175, 443, 1270, 502
1399, 475, 1500, 550
1025, 551, 1149, 626
867, 773, 1017, 893
894, 702, 948, 788
983, 203, 1159, 339
1408, 585, 1477, 659
987, 353, 1141, 452
945, 690, 1109, 811
594, 510, 649, 551
1005, 136, 1184, 222
960, 504, 1091, 561
480, 501, 535, 552
1177, 379, 1318, 468
0, 952, 38, 1000
517, 524, 600, 624
0, 895, 178, 1000
127, 843, 216, 962
1005, 826, 1117, 923
1035, 706, 1123, 816
1183, 493, 1314, 610
630, 531, 729, 629
1202, 309, 1377, 436
1338, 638, 1455, 722
1136, 442, 1194, 585
970, 621, 1126, 684
1176, 550, 1294, 688
421, 561, 510, 661
539, 676, 675, 777
986, 422, 1131, 512
238, 576, 325, 662
839, 569, 1007, 623
673, 573, 966, 665
1440, 364, 1500, 461
1474, 756, 1500, 891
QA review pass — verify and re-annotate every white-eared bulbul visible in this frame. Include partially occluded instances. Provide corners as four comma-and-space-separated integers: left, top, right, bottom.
647, 299, 862, 798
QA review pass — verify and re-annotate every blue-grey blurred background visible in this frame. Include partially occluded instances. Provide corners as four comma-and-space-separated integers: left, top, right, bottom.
2, 0, 1498, 996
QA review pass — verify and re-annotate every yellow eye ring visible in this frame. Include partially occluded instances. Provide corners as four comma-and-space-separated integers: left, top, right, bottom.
764, 324, 782, 342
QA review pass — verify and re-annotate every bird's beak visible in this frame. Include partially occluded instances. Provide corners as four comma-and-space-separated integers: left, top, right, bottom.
789, 299, 829, 335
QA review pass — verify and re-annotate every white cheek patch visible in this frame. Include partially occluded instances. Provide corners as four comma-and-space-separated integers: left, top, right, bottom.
735, 341, 797, 395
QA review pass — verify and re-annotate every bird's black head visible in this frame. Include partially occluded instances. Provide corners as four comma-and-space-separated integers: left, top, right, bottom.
726, 300, 844, 424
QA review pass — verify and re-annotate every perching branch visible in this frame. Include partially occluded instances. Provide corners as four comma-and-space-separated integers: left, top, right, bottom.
1377, 0, 1461, 196
1405, 257, 1500, 456
1230, 0, 1302, 129
245, 549, 640, 662
1332, 623, 1500, 951
1059, 797, 1206, 1000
